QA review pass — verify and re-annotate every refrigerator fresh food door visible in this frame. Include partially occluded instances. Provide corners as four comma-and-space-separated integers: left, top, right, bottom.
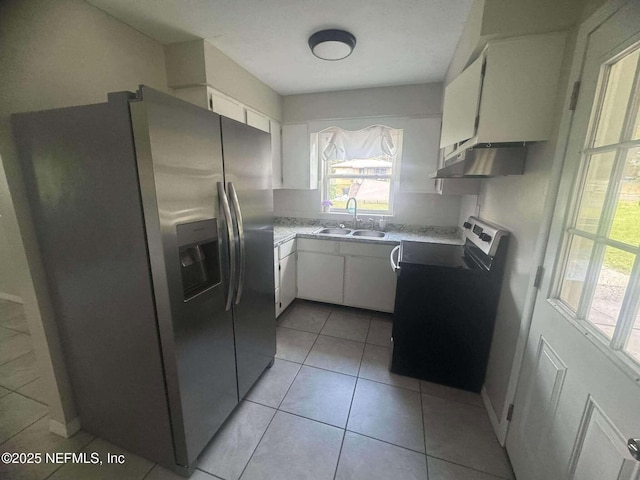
221, 117, 277, 399
130, 87, 238, 468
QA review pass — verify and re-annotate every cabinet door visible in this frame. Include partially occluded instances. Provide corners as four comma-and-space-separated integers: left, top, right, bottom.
271, 120, 283, 189
280, 253, 297, 312
297, 252, 343, 304
477, 33, 566, 143
246, 109, 270, 133
399, 117, 441, 193
440, 56, 484, 148
274, 246, 279, 290
275, 287, 282, 317
344, 256, 397, 312
210, 91, 246, 123
282, 123, 317, 189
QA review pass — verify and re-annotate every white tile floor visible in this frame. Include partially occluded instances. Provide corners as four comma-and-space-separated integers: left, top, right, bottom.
0, 299, 515, 480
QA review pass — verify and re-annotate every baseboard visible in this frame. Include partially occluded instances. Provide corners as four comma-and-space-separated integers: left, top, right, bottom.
0, 292, 23, 303
49, 417, 81, 438
481, 386, 508, 446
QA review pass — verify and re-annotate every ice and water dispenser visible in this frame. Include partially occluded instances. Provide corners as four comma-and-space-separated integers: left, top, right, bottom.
176, 219, 221, 301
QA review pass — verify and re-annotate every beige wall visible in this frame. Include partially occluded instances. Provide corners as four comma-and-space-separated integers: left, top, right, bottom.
0, 0, 170, 431
275, 83, 462, 226
284, 83, 444, 123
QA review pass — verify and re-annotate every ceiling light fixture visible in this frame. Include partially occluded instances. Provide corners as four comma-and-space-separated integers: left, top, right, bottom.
308, 29, 356, 61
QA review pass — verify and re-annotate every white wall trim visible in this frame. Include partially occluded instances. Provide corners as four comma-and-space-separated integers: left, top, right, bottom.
49, 417, 81, 438
481, 386, 508, 445
493, 0, 630, 448
0, 292, 24, 303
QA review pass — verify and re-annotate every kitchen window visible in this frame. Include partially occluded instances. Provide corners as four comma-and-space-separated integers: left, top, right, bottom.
318, 125, 403, 215
556, 44, 640, 367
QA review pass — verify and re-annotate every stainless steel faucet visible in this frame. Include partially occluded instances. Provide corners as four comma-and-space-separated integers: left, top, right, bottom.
345, 197, 358, 229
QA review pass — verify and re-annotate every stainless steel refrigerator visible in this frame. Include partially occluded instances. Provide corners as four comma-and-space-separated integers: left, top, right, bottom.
12, 86, 276, 475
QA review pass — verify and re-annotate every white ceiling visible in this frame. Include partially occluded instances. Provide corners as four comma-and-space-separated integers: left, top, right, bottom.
87, 0, 473, 95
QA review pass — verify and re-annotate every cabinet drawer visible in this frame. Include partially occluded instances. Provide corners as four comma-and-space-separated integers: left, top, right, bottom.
339, 241, 397, 258
279, 239, 296, 259
297, 238, 338, 253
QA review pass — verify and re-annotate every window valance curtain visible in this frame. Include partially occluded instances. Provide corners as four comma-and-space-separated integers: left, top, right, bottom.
320, 125, 397, 161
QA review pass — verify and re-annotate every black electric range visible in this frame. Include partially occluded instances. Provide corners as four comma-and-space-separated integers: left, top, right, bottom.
389, 217, 509, 392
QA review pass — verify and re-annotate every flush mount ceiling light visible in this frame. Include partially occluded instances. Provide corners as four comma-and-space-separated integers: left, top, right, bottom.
308, 29, 356, 61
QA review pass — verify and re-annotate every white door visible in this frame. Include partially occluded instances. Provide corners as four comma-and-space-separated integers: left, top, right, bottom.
506, 3, 640, 479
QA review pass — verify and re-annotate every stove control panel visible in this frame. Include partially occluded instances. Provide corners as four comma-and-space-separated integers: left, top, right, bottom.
463, 216, 509, 257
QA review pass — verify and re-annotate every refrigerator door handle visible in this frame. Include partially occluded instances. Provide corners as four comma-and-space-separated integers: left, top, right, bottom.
218, 182, 236, 311
228, 182, 246, 304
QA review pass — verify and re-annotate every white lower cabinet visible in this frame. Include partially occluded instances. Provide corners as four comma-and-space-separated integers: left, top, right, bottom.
279, 253, 296, 314
294, 238, 397, 312
275, 240, 297, 317
344, 256, 397, 313
296, 251, 344, 304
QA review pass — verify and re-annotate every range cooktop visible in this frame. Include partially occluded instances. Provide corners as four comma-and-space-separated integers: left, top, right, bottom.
398, 241, 467, 268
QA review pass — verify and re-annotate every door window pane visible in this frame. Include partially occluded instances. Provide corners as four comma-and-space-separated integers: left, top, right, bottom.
560, 236, 594, 311
574, 152, 616, 233
608, 147, 640, 246
593, 49, 640, 147
587, 247, 634, 338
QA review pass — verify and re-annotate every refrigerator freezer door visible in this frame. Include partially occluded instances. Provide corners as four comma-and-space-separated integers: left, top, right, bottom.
221, 117, 277, 399
130, 87, 238, 468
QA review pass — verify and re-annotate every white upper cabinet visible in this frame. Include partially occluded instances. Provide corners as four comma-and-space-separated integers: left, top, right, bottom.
246, 109, 271, 133
281, 123, 318, 190
440, 32, 566, 151
209, 90, 246, 123
440, 57, 484, 148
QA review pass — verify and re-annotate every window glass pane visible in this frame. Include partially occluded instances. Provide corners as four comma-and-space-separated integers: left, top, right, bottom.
327, 177, 391, 212
609, 147, 640, 246
560, 235, 594, 311
574, 152, 615, 233
624, 304, 640, 364
587, 247, 634, 338
593, 49, 640, 147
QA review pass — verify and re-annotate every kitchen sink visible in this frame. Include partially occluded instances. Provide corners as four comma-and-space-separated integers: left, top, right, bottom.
314, 228, 352, 235
351, 230, 387, 238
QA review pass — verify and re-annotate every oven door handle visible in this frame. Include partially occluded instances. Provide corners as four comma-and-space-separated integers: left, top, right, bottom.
390, 245, 400, 272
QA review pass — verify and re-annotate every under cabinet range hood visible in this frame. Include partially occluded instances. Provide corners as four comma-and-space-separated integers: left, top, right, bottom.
431, 144, 526, 178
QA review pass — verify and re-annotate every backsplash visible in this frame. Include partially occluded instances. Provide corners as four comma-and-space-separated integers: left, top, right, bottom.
274, 217, 460, 235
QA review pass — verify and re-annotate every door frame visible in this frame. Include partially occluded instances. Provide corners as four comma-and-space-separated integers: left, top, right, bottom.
485, 0, 631, 445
